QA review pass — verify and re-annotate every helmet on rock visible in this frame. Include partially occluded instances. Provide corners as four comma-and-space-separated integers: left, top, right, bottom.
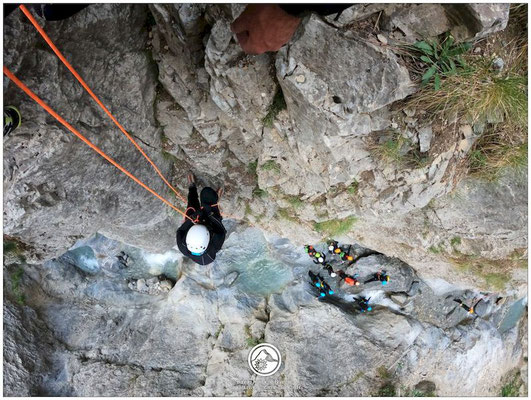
186, 224, 210, 256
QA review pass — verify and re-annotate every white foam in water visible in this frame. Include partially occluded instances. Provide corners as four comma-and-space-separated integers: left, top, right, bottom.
78, 255, 100, 273
143, 251, 179, 266
142, 250, 180, 276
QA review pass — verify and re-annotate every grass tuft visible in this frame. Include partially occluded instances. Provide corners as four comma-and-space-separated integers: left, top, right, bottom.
347, 180, 359, 195
261, 160, 281, 174
262, 88, 287, 128
252, 187, 268, 198
247, 161, 258, 176
450, 236, 462, 247
285, 195, 304, 209
314, 216, 357, 237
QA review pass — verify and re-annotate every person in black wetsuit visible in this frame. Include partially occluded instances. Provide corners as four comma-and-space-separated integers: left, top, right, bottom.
176, 174, 226, 266
231, 4, 351, 54
364, 270, 390, 286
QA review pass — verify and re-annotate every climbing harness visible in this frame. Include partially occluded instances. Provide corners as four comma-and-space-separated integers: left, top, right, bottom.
4, 5, 199, 222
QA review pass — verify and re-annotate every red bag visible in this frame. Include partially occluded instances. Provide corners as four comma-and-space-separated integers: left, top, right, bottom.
345, 277, 355, 286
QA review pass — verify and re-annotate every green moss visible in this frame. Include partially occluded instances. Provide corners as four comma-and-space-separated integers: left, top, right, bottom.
428, 244, 444, 254
262, 88, 287, 128
314, 216, 357, 237
245, 204, 253, 217
285, 195, 304, 209
4, 241, 18, 254
247, 161, 258, 176
378, 382, 396, 397
501, 370, 522, 397
277, 208, 298, 223
484, 272, 509, 291
347, 180, 359, 195
450, 236, 462, 247
261, 160, 281, 173
10, 267, 25, 306
252, 187, 268, 198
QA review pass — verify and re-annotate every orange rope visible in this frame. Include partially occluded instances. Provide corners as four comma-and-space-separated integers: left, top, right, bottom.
19, 4, 186, 204
3, 66, 195, 223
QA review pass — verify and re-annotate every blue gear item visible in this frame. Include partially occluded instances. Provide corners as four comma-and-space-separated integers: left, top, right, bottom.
367, 307, 372, 311
315, 283, 321, 287
320, 292, 326, 297
328, 290, 334, 295
382, 280, 388, 285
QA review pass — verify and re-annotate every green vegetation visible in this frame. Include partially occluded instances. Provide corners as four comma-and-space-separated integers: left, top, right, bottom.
501, 370, 523, 397
277, 208, 298, 223
314, 216, 357, 237
214, 324, 224, 339
347, 180, 359, 195
370, 132, 409, 165
4, 238, 27, 263
376, 366, 396, 397
370, 132, 427, 168
247, 160, 258, 176
244, 325, 263, 348
252, 187, 268, 198
428, 244, 444, 254
450, 236, 461, 247
404, 6, 528, 181
449, 255, 512, 291
262, 88, 287, 128
468, 139, 527, 181
9, 267, 25, 305
245, 204, 253, 217
261, 160, 281, 174
407, 34, 472, 90
285, 195, 304, 209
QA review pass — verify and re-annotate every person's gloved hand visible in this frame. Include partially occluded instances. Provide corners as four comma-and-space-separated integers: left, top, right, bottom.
231, 4, 301, 55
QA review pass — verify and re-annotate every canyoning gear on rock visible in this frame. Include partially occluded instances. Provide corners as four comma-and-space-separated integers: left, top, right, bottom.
305, 245, 317, 257
305, 245, 327, 265
337, 269, 361, 286
177, 184, 226, 265
186, 224, 210, 256
309, 271, 333, 297
364, 270, 390, 285
324, 263, 337, 278
453, 299, 475, 315
308, 270, 321, 288
328, 240, 342, 255
3, 106, 21, 136
328, 241, 355, 262
354, 296, 371, 312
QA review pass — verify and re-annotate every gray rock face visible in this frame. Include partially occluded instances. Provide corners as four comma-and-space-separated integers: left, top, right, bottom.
3, 230, 526, 396
2, 4, 526, 396
3, 5, 178, 260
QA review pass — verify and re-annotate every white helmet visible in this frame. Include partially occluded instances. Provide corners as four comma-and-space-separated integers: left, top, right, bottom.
186, 224, 210, 256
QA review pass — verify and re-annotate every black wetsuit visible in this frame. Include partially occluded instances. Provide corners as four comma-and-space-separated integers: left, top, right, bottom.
176, 185, 226, 266
453, 299, 474, 314
364, 271, 389, 284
